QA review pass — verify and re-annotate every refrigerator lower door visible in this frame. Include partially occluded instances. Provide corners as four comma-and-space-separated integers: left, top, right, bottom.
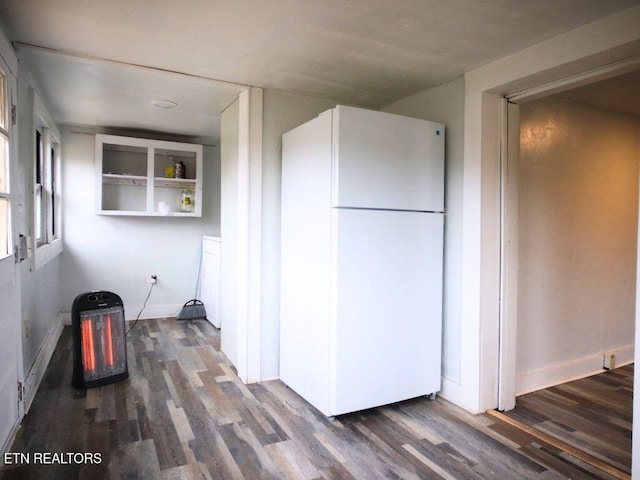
331, 208, 443, 416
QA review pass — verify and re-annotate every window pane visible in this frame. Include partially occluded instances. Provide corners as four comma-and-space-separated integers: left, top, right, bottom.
0, 74, 5, 131
0, 134, 6, 194
35, 130, 42, 184
0, 71, 9, 258
51, 145, 56, 238
35, 185, 42, 241
0, 198, 8, 258
35, 130, 44, 243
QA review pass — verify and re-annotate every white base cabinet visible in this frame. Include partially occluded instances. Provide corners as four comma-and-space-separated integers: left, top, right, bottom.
200, 236, 221, 328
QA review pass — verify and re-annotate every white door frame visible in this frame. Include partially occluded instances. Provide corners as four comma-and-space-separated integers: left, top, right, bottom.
236, 87, 263, 383
0, 36, 24, 455
495, 56, 640, 410
497, 100, 519, 411
463, 5, 640, 415
220, 86, 263, 384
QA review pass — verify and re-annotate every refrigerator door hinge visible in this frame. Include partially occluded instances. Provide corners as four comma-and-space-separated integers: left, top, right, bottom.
11, 104, 16, 125
17, 381, 23, 402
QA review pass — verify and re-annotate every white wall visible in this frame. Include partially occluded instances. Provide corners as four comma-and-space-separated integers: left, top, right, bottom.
220, 98, 240, 368
220, 87, 264, 383
381, 77, 465, 397
16, 65, 64, 378
260, 88, 469, 383
60, 128, 221, 319
258, 86, 462, 385
260, 90, 338, 380
516, 97, 639, 393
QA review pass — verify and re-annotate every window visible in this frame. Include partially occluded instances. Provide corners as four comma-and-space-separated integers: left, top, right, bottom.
35, 128, 44, 245
50, 142, 57, 239
0, 69, 10, 259
32, 106, 62, 270
34, 126, 60, 249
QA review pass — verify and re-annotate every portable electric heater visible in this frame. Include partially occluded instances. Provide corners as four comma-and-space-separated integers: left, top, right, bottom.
72, 291, 129, 388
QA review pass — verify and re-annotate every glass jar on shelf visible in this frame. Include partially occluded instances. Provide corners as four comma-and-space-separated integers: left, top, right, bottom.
180, 188, 194, 212
165, 156, 176, 178
175, 160, 185, 179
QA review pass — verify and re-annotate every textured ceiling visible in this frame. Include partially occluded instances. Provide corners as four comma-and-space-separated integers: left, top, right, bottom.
0, 0, 638, 138
15, 46, 244, 140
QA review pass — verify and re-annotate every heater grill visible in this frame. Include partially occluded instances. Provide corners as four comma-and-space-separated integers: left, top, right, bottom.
72, 292, 128, 388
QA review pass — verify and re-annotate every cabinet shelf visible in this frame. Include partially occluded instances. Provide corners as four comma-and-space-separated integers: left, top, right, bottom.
96, 134, 203, 217
99, 210, 200, 217
153, 177, 197, 188
102, 173, 147, 186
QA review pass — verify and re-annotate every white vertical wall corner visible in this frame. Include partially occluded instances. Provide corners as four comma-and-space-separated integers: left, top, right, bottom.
236, 87, 263, 384
457, 91, 503, 414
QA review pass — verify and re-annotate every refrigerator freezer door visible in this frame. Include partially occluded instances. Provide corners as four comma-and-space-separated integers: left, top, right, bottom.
332, 106, 444, 212
331, 208, 443, 415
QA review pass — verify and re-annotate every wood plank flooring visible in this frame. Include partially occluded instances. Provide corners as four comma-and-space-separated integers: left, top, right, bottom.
1, 318, 632, 479
498, 365, 633, 477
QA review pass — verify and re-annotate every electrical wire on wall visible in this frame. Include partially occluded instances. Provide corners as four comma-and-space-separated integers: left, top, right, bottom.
126, 282, 155, 336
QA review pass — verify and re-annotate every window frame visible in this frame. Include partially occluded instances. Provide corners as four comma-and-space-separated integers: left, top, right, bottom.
32, 95, 62, 270
0, 65, 10, 261
34, 127, 44, 246
49, 140, 59, 241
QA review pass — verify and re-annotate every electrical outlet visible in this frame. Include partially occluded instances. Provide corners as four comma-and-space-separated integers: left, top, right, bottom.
146, 275, 158, 285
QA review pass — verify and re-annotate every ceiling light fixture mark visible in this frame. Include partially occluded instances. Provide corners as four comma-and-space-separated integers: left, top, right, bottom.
152, 99, 179, 109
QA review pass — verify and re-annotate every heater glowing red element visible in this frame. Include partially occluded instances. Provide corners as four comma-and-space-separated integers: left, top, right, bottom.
81, 318, 96, 372
104, 315, 114, 367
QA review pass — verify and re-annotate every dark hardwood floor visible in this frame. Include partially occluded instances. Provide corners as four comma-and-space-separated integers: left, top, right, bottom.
500, 364, 633, 477
1, 318, 632, 479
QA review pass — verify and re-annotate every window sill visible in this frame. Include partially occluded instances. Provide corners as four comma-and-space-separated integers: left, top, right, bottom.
34, 238, 62, 271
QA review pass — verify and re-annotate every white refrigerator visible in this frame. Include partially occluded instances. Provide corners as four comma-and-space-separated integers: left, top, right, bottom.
280, 105, 444, 417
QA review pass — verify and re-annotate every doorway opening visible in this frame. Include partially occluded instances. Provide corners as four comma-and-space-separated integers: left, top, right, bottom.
514, 82, 640, 396
499, 68, 640, 476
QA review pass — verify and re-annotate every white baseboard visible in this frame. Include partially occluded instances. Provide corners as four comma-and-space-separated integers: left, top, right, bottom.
516, 344, 635, 396
125, 303, 183, 321
23, 313, 65, 413
1, 417, 21, 457
440, 376, 463, 405
439, 375, 483, 414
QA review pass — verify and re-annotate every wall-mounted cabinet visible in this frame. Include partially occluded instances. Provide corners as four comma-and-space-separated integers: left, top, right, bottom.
96, 134, 203, 217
